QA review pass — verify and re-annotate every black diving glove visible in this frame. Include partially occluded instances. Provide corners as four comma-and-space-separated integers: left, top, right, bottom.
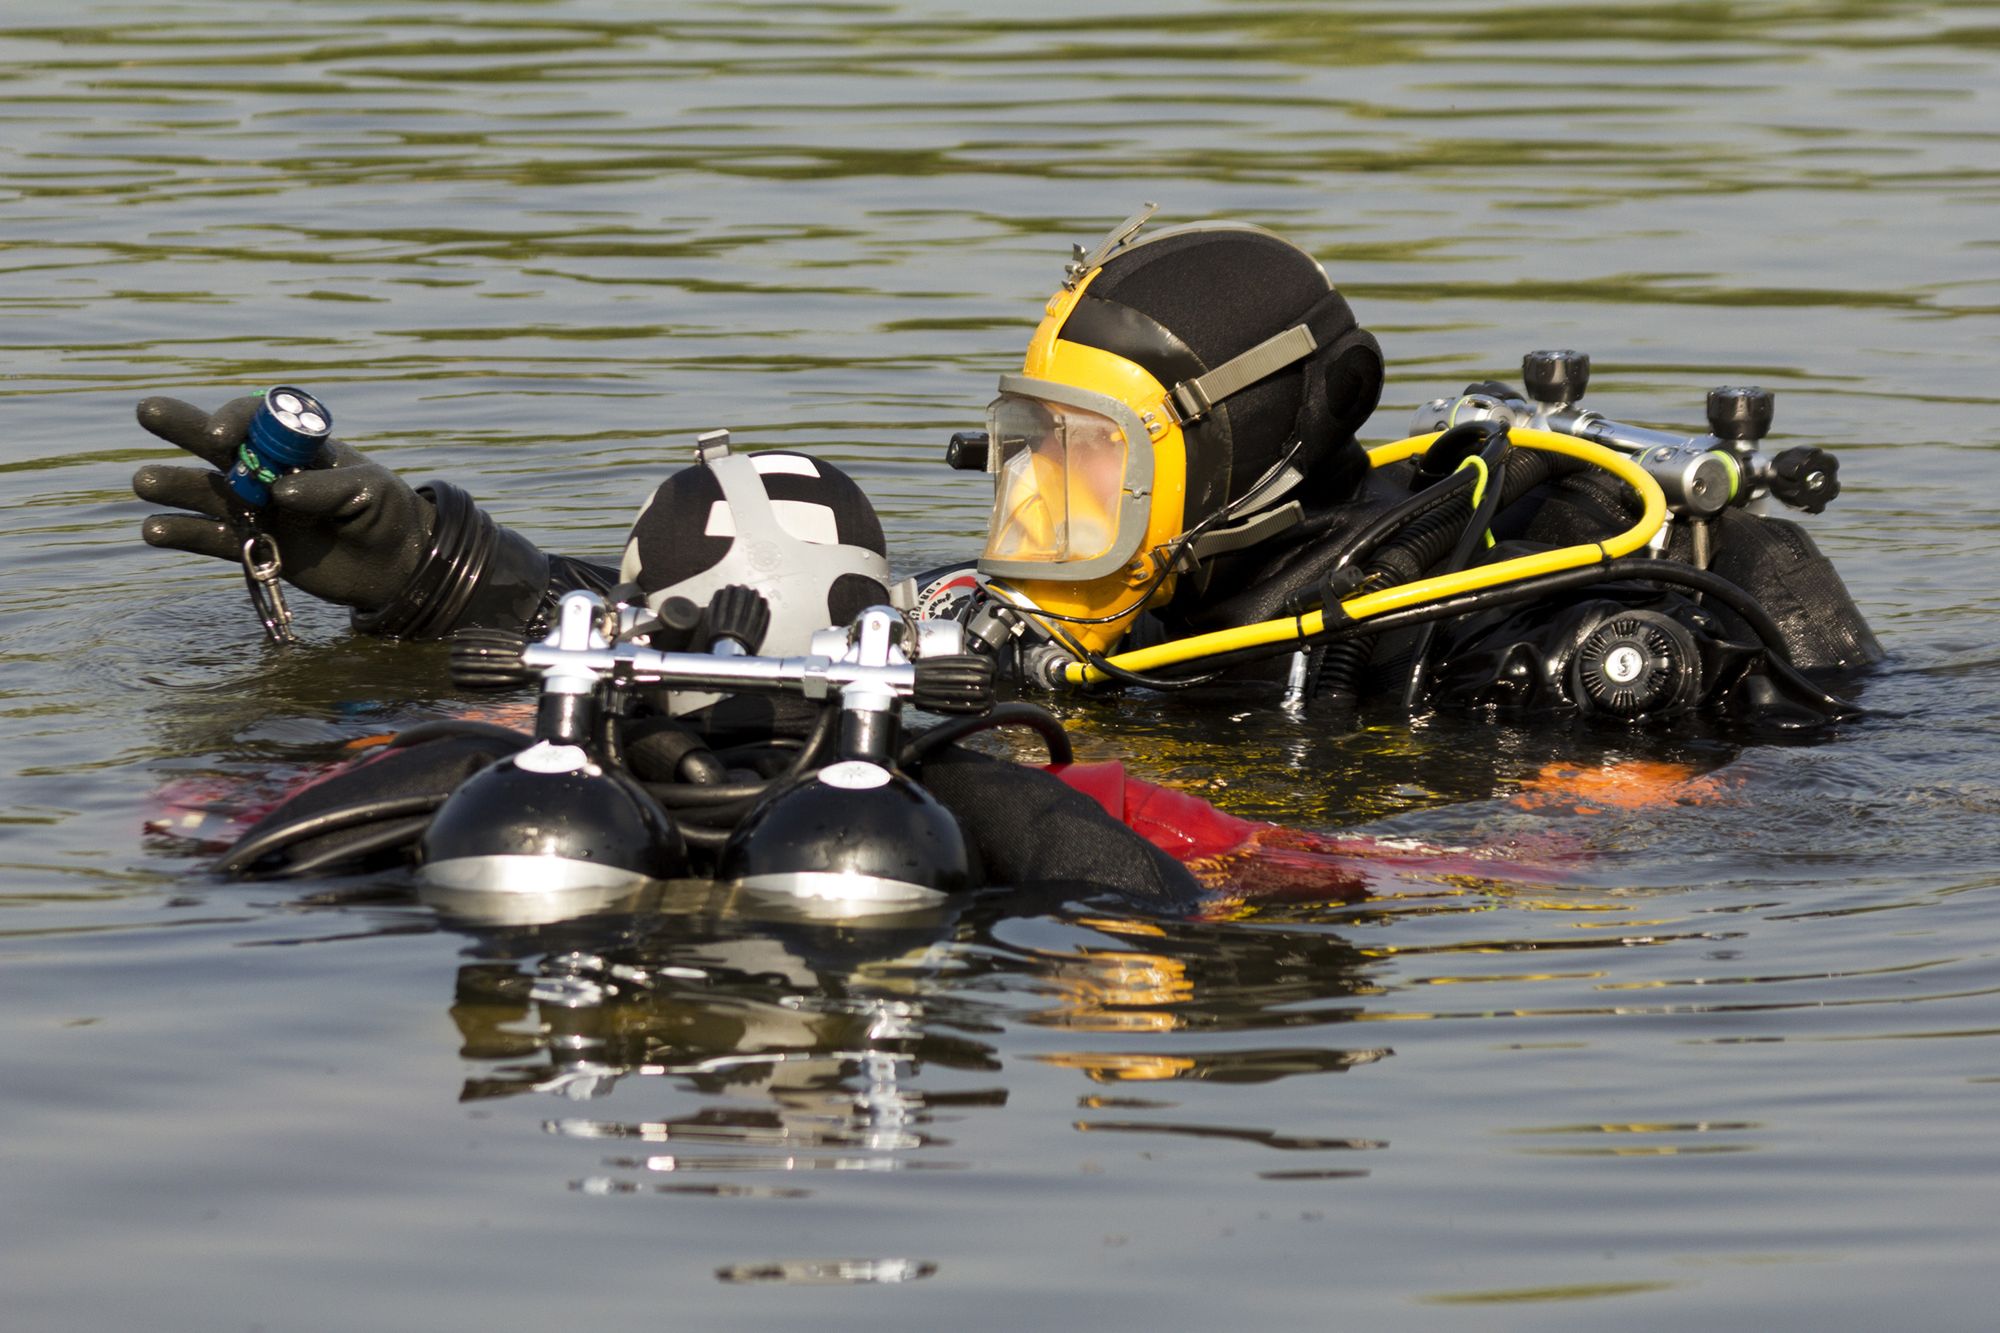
132, 394, 574, 638
132, 395, 435, 614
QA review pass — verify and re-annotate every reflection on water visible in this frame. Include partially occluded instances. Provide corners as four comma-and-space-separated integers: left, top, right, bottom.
716, 1257, 938, 1285
4, 0, 2000, 1325
430, 886, 1394, 1186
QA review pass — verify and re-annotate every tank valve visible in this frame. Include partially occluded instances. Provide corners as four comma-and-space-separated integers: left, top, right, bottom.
1522, 350, 1591, 406
1706, 385, 1775, 449
1767, 445, 1841, 514
1641, 445, 1737, 517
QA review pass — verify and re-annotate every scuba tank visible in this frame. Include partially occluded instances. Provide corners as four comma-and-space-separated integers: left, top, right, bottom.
413, 424, 987, 910
418, 590, 687, 895
1400, 351, 1877, 724
715, 606, 979, 910
420, 585, 1000, 915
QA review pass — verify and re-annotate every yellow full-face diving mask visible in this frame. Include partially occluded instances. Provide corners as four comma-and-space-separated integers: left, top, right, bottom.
983, 383, 1140, 571
975, 303, 1192, 653
973, 208, 1371, 657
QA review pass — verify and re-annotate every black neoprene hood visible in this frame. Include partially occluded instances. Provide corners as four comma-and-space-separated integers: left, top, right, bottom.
1055, 225, 1385, 522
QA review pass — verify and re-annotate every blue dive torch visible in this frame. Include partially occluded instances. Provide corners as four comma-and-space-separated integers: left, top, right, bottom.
226, 386, 332, 508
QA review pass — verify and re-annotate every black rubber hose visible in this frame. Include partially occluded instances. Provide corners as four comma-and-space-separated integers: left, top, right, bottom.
637, 701, 837, 810
1310, 460, 1495, 707
1298, 562, 1804, 694
1036, 617, 1218, 693
1494, 441, 1575, 508
1231, 446, 1573, 640
664, 797, 764, 828
901, 702, 1075, 769
678, 823, 732, 852
714, 737, 805, 758
1077, 647, 1219, 692
788, 700, 840, 773
212, 793, 449, 877
382, 720, 532, 750
596, 705, 627, 772
1326, 465, 1479, 574
1316, 501, 1475, 706
1325, 442, 1596, 706
271, 815, 436, 880
643, 780, 774, 807
1363, 559, 1796, 663
1404, 435, 1514, 709
1310, 637, 1371, 708
1364, 499, 1479, 589
1761, 656, 1870, 721
1329, 442, 1578, 584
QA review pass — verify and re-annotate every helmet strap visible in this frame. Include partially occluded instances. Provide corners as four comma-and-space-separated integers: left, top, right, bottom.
1181, 499, 1306, 564
647, 452, 888, 616
1165, 324, 1319, 427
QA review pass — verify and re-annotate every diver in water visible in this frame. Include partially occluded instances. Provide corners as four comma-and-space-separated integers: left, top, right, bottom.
130, 209, 1878, 737
140, 412, 1257, 899
128, 211, 1883, 898
910, 209, 1877, 726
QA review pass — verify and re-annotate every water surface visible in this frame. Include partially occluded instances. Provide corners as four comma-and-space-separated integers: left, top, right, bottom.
4, 2, 1999, 1327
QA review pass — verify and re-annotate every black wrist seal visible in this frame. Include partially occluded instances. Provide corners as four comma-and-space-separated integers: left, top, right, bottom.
351, 480, 552, 640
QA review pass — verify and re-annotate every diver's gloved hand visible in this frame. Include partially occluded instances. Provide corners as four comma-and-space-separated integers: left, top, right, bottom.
131, 395, 435, 614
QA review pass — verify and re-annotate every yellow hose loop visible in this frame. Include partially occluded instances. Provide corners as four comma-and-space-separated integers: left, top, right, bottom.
1061, 429, 1668, 686
1454, 453, 1494, 548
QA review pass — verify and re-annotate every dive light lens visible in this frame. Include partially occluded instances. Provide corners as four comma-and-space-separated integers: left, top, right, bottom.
226, 385, 333, 508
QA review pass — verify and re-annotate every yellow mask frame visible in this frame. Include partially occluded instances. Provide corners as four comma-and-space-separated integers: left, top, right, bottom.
976, 273, 1191, 653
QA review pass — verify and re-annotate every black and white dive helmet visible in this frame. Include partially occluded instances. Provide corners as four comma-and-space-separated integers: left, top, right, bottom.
619, 430, 893, 712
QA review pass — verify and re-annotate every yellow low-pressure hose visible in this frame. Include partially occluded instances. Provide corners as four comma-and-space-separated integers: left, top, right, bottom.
1060, 428, 1669, 687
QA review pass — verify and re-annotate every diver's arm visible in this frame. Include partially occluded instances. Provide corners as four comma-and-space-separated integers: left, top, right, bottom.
345, 479, 621, 640
132, 395, 618, 640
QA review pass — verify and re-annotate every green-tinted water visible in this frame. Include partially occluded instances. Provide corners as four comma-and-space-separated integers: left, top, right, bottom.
4, 2, 1999, 1327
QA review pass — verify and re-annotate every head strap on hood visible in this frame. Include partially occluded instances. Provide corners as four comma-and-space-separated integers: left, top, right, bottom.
1164, 324, 1319, 427
1052, 216, 1384, 532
